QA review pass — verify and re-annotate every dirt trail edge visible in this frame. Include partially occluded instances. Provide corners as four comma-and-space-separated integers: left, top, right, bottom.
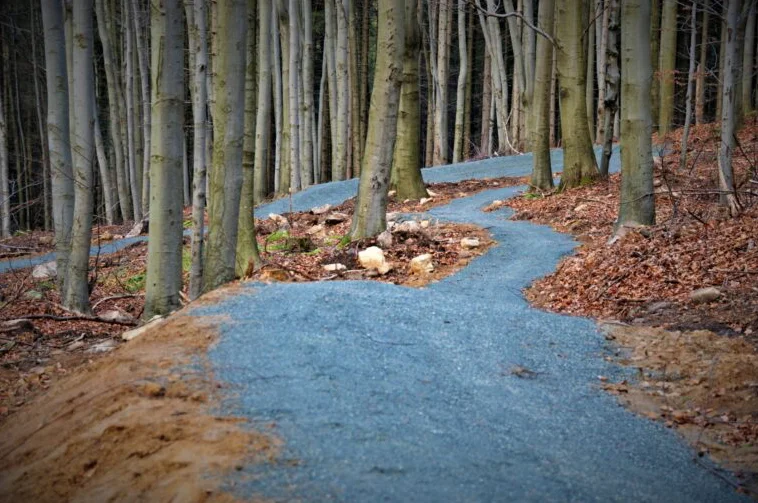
0, 287, 280, 502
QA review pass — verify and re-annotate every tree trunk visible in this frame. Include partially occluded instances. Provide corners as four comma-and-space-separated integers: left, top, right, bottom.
0, 67, 8, 238
287, 0, 301, 190
301, 0, 315, 187
350, 0, 405, 239
334, 0, 350, 179
272, 5, 283, 191
236, 0, 262, 277
63, 0, 96, 314
144, 0, 185, 319
131, 0, 152, 216
695, 1, 709, 125
433, 0, 451, 165
203, 0, 248, 291
717, 0, 742, 216
617, 0, 655, 228
41, 0, 75, 275
742, 2, 756, 114
95, 0, 132, 221
254, 0, 272, 202
185, 0, 209, 300
123, 0, 142, 222
599, 0, 619, 177
452, 0, 467, 163
391, 0, 428, 200
657, 0, 677, 136
530, 0, 555, 191
556, 0, 598, 189
649, 0, 660, 120
679, 1, 698, 171
480, 49, 492, 155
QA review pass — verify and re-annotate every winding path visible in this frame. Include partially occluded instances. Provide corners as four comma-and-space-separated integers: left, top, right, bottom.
194, 152, 747, 502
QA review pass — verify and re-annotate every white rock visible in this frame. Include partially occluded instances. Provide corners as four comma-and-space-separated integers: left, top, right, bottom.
574, 204, 589, 212
420, 220, 430, 229
426, 189, 439, 197
122, 315, 166, 341
268, 213, 290, 228
323, 263, 347, 272
419, 197, 433, 205
377, 230, 393, 249
87, 339, 118, 353
690, 287, 722, 304
409, 254, 434, 275
394, 220, 421, 234
388, 190, 397, 198
460, 237, 481, 249
99, 310, 134, 324
311, 203, 332, 215
306, 224, 325, 236
32, 261, 57, 279
358, 246, 392, 275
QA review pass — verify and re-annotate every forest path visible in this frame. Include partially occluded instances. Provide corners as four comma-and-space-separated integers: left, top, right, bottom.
190, 151, 747, 502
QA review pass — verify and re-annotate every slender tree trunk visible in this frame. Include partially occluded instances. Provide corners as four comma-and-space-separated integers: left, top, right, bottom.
237, 0, 262, 277
742, 3, 756, 114
650, 0, 660, 121
144, 0, 184, 319
63, 0, 96, 314
41, 0, 75, 273
203, 0, 248, 291
334, 0, 350, 179
717, 0, 742, 216
599, 0, 619, 177
617, 0, 654, 228
680, 1, 698, 171
0, 65, 9, 238
288, 0, 301, 190
30, 2, 51, 230
132, 0, 152, 215
556, 0, 599, 189
301, 0, 315, 187
272, 6, 283, 191
657, 0, 677, 135
350, 0, 406, 239
595, 0, 609, 143
433, 0, 451, 165
452, 0, 467, 163
586, 1, 596, 140
254, 0, 272, 202
95, 0, 132, 221
123, 0, 142, 222
463, 6, 474, 159
530, 0, 555, 191
695, 1, 709, 125
391, 0, 428, 200
93, 99, 116, 224
324, 0, 338, 180
480, 49, 492, 155
185, 0, 208, 300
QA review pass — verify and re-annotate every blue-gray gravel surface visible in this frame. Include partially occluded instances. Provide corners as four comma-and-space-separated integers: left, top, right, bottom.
190, 150, 748, 502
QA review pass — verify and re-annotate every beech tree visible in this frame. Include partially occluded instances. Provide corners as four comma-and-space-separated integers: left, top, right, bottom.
144, 0, 184, 319
350, 0, 406, 239
63, 0, 96, 314
203, 0, 248, 291
617, 0, 655, 228
529, 0, 556, 191
555, 0, 598, 189
41, 0, 74, 283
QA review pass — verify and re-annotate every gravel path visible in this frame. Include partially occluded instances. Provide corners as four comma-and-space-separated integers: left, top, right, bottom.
189, 151, 748, 502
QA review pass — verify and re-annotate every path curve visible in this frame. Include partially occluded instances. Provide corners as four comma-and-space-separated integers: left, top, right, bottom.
188, 151, 747, 502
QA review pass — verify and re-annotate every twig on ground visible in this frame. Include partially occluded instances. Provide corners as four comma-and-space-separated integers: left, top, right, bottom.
0, 314, 137, 327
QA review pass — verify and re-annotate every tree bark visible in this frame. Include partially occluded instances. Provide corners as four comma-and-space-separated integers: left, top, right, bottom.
63, 0, 96, 314
350, 0, 405, 239
717, 0, 742, 216
41, 0, 75, 276
599, 0, 619, 177
131, 0, 152, 216
203, 0, 248, 291
432, 0, 451, 165
679, 1, 698, 171
695, 1, 709, 125
254, 0, 272, 202
742, 2, 756, 114
391, 0, 428, 200
617, 0, 655, 228
556, 0, 598, 189
144, 0, 185, 319
657, 0, 677, 135
530, 0, 555, 191
452, 0, 467, 163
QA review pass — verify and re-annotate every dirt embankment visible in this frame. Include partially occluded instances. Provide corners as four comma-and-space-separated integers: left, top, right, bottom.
0, 290, 280, 502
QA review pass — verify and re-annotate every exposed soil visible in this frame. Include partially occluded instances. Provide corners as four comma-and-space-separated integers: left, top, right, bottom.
0, 306, 281, 502
493, 122, 758, 495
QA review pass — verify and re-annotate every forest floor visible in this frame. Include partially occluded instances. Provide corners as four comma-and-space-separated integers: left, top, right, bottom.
0, 121, 757, 499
